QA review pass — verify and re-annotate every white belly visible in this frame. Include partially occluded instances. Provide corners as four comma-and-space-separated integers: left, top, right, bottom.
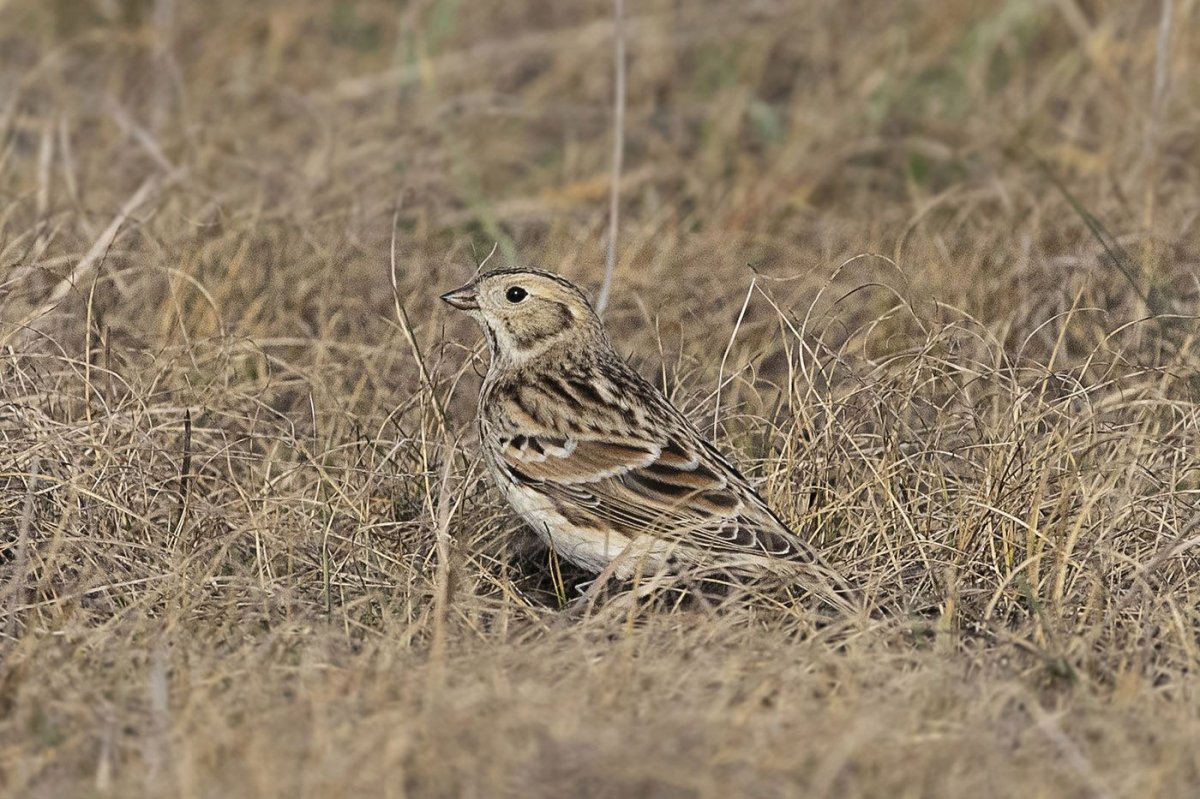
496, 472, 669, 577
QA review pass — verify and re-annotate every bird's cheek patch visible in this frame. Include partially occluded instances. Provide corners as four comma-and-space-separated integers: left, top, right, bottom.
509, 302, 573, 351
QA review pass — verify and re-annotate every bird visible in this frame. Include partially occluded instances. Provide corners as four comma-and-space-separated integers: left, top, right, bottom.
440, 267, 856, 611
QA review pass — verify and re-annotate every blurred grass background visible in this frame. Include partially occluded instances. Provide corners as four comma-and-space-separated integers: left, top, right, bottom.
2, 1, 1200, 796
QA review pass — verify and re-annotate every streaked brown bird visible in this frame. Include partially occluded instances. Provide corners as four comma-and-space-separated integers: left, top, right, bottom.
441, 268, 855, 611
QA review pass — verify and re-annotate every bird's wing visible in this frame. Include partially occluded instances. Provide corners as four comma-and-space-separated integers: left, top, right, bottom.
492, 388, 822, 565
486, 369, 859, 612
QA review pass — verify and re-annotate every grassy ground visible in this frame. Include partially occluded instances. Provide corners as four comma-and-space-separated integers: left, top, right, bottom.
2, 0, 1200, 796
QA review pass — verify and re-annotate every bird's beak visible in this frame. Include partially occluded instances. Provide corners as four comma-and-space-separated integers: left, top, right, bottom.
440, 284, 480, 311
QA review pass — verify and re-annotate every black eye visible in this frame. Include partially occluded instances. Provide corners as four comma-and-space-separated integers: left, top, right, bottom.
506, 286, 527, 303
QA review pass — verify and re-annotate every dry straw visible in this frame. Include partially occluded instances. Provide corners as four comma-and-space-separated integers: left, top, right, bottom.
1, 1, 1199, 795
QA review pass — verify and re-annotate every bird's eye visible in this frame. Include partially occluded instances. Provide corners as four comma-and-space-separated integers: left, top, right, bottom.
506, 286, 527, 303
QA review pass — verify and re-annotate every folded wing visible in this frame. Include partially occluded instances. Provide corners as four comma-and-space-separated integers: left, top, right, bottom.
496, 422, 824, 566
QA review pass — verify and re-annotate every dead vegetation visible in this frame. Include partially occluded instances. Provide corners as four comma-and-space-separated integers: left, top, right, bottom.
2, 1, 1199, 796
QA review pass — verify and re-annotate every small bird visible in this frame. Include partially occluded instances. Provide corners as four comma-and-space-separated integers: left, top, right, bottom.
441, 268, 855, 610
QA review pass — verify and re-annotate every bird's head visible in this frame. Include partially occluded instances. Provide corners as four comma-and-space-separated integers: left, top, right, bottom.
440, 268, 606, 366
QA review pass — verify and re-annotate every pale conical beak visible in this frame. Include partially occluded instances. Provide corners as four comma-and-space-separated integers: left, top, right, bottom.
440, 284, 479, 311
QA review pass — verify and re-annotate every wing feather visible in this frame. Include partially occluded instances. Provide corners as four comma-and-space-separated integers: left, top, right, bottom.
487, 370, 837, 572
496, 423, 821, 565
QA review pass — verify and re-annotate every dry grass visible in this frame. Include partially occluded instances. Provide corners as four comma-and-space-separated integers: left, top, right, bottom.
2, 0, 1200, 796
